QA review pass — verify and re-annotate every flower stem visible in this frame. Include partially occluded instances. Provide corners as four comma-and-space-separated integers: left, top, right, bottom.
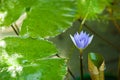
80, 50, 83, 80
79, 12, 89, 31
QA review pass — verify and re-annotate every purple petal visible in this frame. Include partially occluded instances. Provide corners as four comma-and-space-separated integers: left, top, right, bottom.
81, 36, 89, 48
70, 34, 77, 46
77, 32, 86, 48
74, 33, 82, 48
70, 31, 93, 49
78, 39, 86, 48
79, 31, 84, 37
88, 35, 94, 44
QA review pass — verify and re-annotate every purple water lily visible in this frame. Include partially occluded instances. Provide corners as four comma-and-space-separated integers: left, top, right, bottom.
70, 31, 93, 49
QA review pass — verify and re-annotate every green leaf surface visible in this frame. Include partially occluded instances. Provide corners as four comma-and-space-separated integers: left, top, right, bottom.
20, 58, 66, 80
76, 0, 112, 19
0, 37, 66, 80
88, 52, 104, 68
0, 0, 24, 26
3, 37, 57, 60
20, 0, 75, 38
0, 57, 66, 80
0, 58, 66, 80
0, 0, 39, 26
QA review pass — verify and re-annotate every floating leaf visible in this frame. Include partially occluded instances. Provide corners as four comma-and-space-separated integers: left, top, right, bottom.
20, 58, 66, 80
3, 37, 57, 60
20, 0, 75, 38
0, 0, 24, 26
0, 37, 66, 79
76, 0, 112, 19
0, 0, 75, 39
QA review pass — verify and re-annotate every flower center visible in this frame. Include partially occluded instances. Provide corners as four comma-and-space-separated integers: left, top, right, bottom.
80, 38, 86, 42
79, 37, 88, 47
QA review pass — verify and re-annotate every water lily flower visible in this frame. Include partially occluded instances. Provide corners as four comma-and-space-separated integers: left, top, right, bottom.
70, 31, 93, 49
